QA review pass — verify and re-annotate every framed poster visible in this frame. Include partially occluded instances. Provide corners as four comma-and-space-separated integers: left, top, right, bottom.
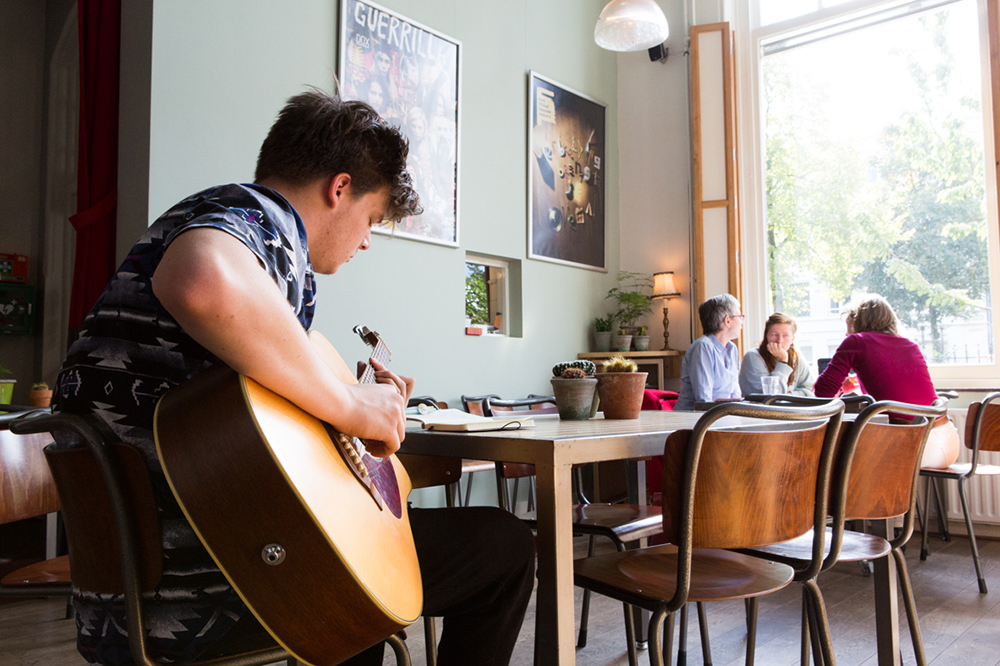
527, 71, 606, 272
339, 0, 461, 247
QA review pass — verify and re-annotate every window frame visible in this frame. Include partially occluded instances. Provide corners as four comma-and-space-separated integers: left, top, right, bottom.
465, 253, 509, 336
733, 0, 1000, 386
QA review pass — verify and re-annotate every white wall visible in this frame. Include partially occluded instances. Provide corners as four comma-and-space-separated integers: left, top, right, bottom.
124, 0, 621, 408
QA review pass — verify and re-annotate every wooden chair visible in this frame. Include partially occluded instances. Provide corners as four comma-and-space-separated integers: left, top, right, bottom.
746, 400, 944, 665
9, 411, 411, 666
760, 393, 875, 414
918, 392, 1000, 594
573, 400, 846, 666
0, 406, 71, 603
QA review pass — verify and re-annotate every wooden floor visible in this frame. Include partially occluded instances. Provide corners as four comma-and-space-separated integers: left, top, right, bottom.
2, 532, 998, 666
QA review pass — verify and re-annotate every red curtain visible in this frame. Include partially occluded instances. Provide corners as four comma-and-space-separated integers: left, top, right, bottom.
68, 0, 120, 329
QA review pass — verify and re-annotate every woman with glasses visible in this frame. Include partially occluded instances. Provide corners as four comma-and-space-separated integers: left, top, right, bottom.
675, 293, 744, 410
739, 312, 815, 397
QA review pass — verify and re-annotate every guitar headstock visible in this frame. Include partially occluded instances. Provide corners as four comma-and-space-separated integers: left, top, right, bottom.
353, 325, 391, 376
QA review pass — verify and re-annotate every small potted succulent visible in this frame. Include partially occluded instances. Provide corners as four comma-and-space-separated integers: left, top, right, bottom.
633, 325, 650, 352
613, 327, 632, 352
0, 363, 13, 406
595, 356, 648, 420
29, 381, 52, 408
593, 314, 615, 352
550, 361, 598, 420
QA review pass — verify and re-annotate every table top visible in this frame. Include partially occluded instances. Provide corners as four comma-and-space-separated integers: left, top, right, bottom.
401, 410, 823, 466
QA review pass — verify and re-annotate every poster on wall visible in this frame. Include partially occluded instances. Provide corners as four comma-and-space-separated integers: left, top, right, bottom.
338, 0, 461, 247
527, 71, 606, 272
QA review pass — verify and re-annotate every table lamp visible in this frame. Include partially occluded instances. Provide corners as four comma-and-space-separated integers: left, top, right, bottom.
653, 271, 681, 351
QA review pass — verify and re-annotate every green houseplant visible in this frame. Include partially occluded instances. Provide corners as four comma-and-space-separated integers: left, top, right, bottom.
593, 313, 615, 352
606, 271, 654, 332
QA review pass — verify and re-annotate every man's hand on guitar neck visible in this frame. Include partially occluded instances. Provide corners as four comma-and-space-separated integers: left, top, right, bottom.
354, 358, 415, 458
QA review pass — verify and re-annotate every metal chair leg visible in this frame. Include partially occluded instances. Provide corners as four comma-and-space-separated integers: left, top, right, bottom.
920, 476, 932, 560
800, 589, 810, 666
745, 597, 758, 666
464, 471, 476, 506
622, 601, 639, 666
578, 535, 597, 648
512, 478, 520, 511
957, 478, 989, 593
804, 580, 834, 666
662, 611, 676, 666
696, 602, 713, 666
423, 616, 437, 666
386, 632, 411, 666
678, 604, 689, 666
892, 548, 926, 666
932, 477, 950, 541
648, 609, 668, 666
495, 468, 508, 511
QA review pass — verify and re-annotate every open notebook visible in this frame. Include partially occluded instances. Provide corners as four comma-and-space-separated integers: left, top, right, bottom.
406, 408, 536, 432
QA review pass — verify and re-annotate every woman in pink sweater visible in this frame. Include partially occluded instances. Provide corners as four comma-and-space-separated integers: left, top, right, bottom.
815, 295, 959, 468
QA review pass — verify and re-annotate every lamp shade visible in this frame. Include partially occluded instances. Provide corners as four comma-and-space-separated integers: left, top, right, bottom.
594, 0, 669, 52
653, 271, 680, 298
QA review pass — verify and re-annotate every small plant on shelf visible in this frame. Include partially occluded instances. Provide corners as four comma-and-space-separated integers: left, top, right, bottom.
603, 356, 639, 373
606, 271, 654, 331
636, 325, 648, 336
594, 314, 615, 333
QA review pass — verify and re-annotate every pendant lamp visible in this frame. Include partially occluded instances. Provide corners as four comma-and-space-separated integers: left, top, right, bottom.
594, 0, 669, 52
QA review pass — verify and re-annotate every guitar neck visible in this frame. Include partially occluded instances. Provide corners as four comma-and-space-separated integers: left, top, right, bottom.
357, 340, 391, 386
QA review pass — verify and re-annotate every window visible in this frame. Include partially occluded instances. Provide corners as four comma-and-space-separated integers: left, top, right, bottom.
737, 0, 999, 384
465, 254, 509, 336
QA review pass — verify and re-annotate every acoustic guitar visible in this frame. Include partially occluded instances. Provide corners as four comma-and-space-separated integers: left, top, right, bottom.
153, 326, 422, 666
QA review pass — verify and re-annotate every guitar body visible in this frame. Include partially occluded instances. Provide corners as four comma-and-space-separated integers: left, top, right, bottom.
153, 330, 421, 666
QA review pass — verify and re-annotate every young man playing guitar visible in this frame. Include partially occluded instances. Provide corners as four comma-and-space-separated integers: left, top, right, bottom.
53, 90, 535, 666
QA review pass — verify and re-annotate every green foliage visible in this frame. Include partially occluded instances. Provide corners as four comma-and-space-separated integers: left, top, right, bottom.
603, 356, 638, 373
636, 325, 648, 336
0, 363, 10, 377
465, 263, 489, 325
764, 10, 988, 361
606, 271, 654, 329
32, 382, 48, 390
593, 314, 615, 332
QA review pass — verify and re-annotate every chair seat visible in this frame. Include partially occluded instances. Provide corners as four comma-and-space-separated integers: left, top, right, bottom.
921, 462, 1000, 479
743, 527, 890, 566
574, 544, 794, 610
1, 554, 71, 587
521, 503, 663, 543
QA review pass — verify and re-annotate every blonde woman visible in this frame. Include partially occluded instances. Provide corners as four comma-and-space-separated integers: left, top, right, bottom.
739, 313, 815, 397
815, 295, 959, 468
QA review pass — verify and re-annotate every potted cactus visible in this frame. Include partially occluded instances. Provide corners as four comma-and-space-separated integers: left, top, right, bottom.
595, 356, 648, 419
613, 327, 632, 352
0, 363, 13, 406
593, 314, 615, 352
550, 361, 598, 420
29, 381, 52, 408
633, 325, 650, 352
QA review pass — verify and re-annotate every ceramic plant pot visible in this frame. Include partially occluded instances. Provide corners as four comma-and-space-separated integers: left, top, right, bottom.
632, 335, 650, 351
595, 372, 648, 420
550, 377, 598, 420
613, 334, 632, 352
593, 331, 612, 352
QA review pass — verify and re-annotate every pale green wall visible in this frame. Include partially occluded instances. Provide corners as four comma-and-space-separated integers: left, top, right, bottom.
139, 0, 620, 412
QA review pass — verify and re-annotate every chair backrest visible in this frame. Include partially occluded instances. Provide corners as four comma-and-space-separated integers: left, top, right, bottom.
44, 443, 163, 593
965, 392, 1000, 454
763, 393, 875, 414
0, 427, 59, 525
461, 394, 499, 417
659, 400, 844, 605
485, 395, 558, 416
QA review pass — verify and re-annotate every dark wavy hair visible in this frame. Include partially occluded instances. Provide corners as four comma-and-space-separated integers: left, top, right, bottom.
254, 89, 422, 222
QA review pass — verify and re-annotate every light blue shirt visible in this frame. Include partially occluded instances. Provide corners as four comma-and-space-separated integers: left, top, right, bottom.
675, 334, 742, 410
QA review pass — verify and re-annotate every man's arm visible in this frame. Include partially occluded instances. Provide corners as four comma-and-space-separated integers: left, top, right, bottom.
152, 228, 410, 454
687, 343, 716, 404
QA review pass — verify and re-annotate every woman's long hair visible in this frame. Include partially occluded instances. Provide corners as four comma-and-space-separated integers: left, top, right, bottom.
758, 313, 799, 387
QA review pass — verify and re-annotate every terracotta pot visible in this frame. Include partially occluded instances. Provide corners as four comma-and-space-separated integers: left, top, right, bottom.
595, 372, 648, 420
550, 377, 598, 420
29, 389, 53, 408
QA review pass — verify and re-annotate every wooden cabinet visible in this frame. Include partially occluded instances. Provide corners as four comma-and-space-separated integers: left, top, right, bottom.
577, 350, 684, 390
